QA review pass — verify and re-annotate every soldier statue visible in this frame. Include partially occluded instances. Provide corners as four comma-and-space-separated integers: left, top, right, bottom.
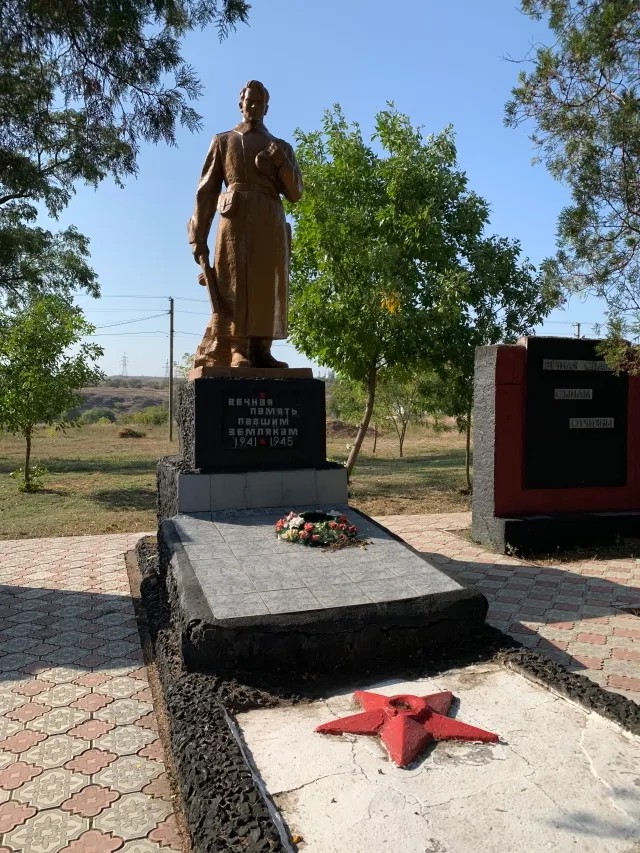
187, 80, 303, 369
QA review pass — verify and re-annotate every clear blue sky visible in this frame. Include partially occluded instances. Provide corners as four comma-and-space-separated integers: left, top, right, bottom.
58, 0, 604, 377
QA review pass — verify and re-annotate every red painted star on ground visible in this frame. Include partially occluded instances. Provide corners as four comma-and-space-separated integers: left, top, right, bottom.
316, 690, 499, 767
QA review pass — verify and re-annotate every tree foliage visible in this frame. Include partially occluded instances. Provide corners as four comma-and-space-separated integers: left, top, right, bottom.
427, 236, 557, 491
0, 0, 249, 304
0, 206, 98, 308
288, 105, 556, 478
505, 0, 640, 341
0, 296, 104, 490
287, 105, 489, 476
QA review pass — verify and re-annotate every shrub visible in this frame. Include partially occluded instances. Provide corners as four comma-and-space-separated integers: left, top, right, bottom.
78, 407, 116, 424
120, 405, 169, 426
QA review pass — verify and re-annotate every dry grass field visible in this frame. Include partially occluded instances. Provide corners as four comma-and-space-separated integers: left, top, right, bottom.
0, 421, 470, 539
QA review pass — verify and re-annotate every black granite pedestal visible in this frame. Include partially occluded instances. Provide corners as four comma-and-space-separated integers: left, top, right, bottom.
158, 508, 488, 677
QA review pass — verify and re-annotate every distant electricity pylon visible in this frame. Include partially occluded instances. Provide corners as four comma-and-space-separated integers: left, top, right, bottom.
121, 353, 128, 376
164, 359, 169, 378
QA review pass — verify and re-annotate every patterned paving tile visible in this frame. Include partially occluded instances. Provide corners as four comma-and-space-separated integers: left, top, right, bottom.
95, 725, 156, 756
95, 755, 163, 794
379, 512, 640, 703
28, 706, 89, 735
148, 815, 183, 851
6, 701, 51, 722
64, 749, 118, 776
61, 783, 120, 817
13, 767, 86, 809
94, 792, 171, 840
22, 733, 87, 769
5, 810, 88, 853
68, 720, 115, 741
59, 828, 125, 853
0, 800, 37, 832
0, 692, 24, 715
0, 532, 181, 852
119, 841, 167, 853
0, 760, 43, 790
37, 683, 90, 708
95, 678, 144, 700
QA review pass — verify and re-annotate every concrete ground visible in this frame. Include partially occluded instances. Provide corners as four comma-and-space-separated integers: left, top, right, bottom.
379, 512, 640, 704
0, 533, 183, 853
238, 664, 640, 853
0, 514, 637, 851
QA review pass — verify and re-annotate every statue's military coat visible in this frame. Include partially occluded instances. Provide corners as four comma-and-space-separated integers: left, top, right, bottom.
188, 121, 303, 340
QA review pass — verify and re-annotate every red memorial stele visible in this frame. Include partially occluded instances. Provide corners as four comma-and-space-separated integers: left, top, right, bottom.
316, 690, 499, 767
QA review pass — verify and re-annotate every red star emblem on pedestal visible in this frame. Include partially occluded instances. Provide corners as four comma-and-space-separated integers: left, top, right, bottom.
316, 691, 499, 767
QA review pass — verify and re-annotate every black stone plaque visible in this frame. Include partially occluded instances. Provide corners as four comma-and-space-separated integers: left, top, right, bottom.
180, 377, 327, 471
524, 338, 628, 489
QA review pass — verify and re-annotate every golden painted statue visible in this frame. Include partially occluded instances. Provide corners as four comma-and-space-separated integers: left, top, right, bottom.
187, 80, 303, 369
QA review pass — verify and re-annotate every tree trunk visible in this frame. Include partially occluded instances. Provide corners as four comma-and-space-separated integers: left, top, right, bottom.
399, 421, 407, 458
465, 403, 472, 493
346, 365, 377, 480
24, 429, 32, 492
372, 423, 378, 455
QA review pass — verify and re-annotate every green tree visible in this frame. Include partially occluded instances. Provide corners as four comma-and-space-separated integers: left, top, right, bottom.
0, 0, 249, 305
375, 368, 431, 459
287, 105, 489, 477
0, 296, 104, 490
0, 208, 98, 308
175, 352, 195, 379
505, 0, 640, 359
428, 237, 557, 492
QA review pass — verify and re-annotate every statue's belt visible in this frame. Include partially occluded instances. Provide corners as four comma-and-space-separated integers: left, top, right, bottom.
226, 182, 279, 198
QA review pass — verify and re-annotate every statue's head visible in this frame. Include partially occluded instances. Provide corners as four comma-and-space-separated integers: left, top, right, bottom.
239, 80, 269, 124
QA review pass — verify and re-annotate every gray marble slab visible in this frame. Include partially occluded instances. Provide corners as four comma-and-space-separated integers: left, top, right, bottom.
171, 506, 462, 621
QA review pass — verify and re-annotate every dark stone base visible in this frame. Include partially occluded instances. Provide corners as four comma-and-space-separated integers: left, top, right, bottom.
472, 510, 640, 555
158, 514, 489, 680
178, 376, 327, 471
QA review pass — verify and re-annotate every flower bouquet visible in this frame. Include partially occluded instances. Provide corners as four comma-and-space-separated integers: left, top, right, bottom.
275, 510, 359, 548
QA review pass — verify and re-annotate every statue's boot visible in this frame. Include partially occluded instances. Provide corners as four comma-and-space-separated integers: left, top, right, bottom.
230, 337, 251, 367
194, 334, 231, 368
251, 338, 289, 368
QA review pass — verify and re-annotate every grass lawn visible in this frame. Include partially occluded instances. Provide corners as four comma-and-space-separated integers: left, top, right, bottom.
0, 422, 470, 539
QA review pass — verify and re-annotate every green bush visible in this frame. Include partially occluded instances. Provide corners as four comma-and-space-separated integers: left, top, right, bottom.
78, 407, 116, 424
123, 405, 169, 426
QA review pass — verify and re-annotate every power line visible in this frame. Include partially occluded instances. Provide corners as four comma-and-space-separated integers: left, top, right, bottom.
95, 294, 167, 299
94, 312, 168, 329
87, 330, 168, 337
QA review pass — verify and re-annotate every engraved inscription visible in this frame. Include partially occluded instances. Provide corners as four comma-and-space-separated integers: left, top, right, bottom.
543, 359, 612, 372
223, 392, 300, 449
554, 388, 593, 400
569, 417, 614, 429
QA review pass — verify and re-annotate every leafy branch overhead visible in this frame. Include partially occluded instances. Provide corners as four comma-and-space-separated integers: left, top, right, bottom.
506, 0, 640, 338
0, 0, 250, 307
0, 0, 250, 216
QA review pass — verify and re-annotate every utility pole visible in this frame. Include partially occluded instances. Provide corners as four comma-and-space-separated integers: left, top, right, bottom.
574, 322, 581, 338
168, 297, 174, 442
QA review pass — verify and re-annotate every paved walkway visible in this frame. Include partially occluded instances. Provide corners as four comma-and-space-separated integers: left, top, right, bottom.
0, 517, 637, 850
379, 512, 640, 704
0, 534, 182, 853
